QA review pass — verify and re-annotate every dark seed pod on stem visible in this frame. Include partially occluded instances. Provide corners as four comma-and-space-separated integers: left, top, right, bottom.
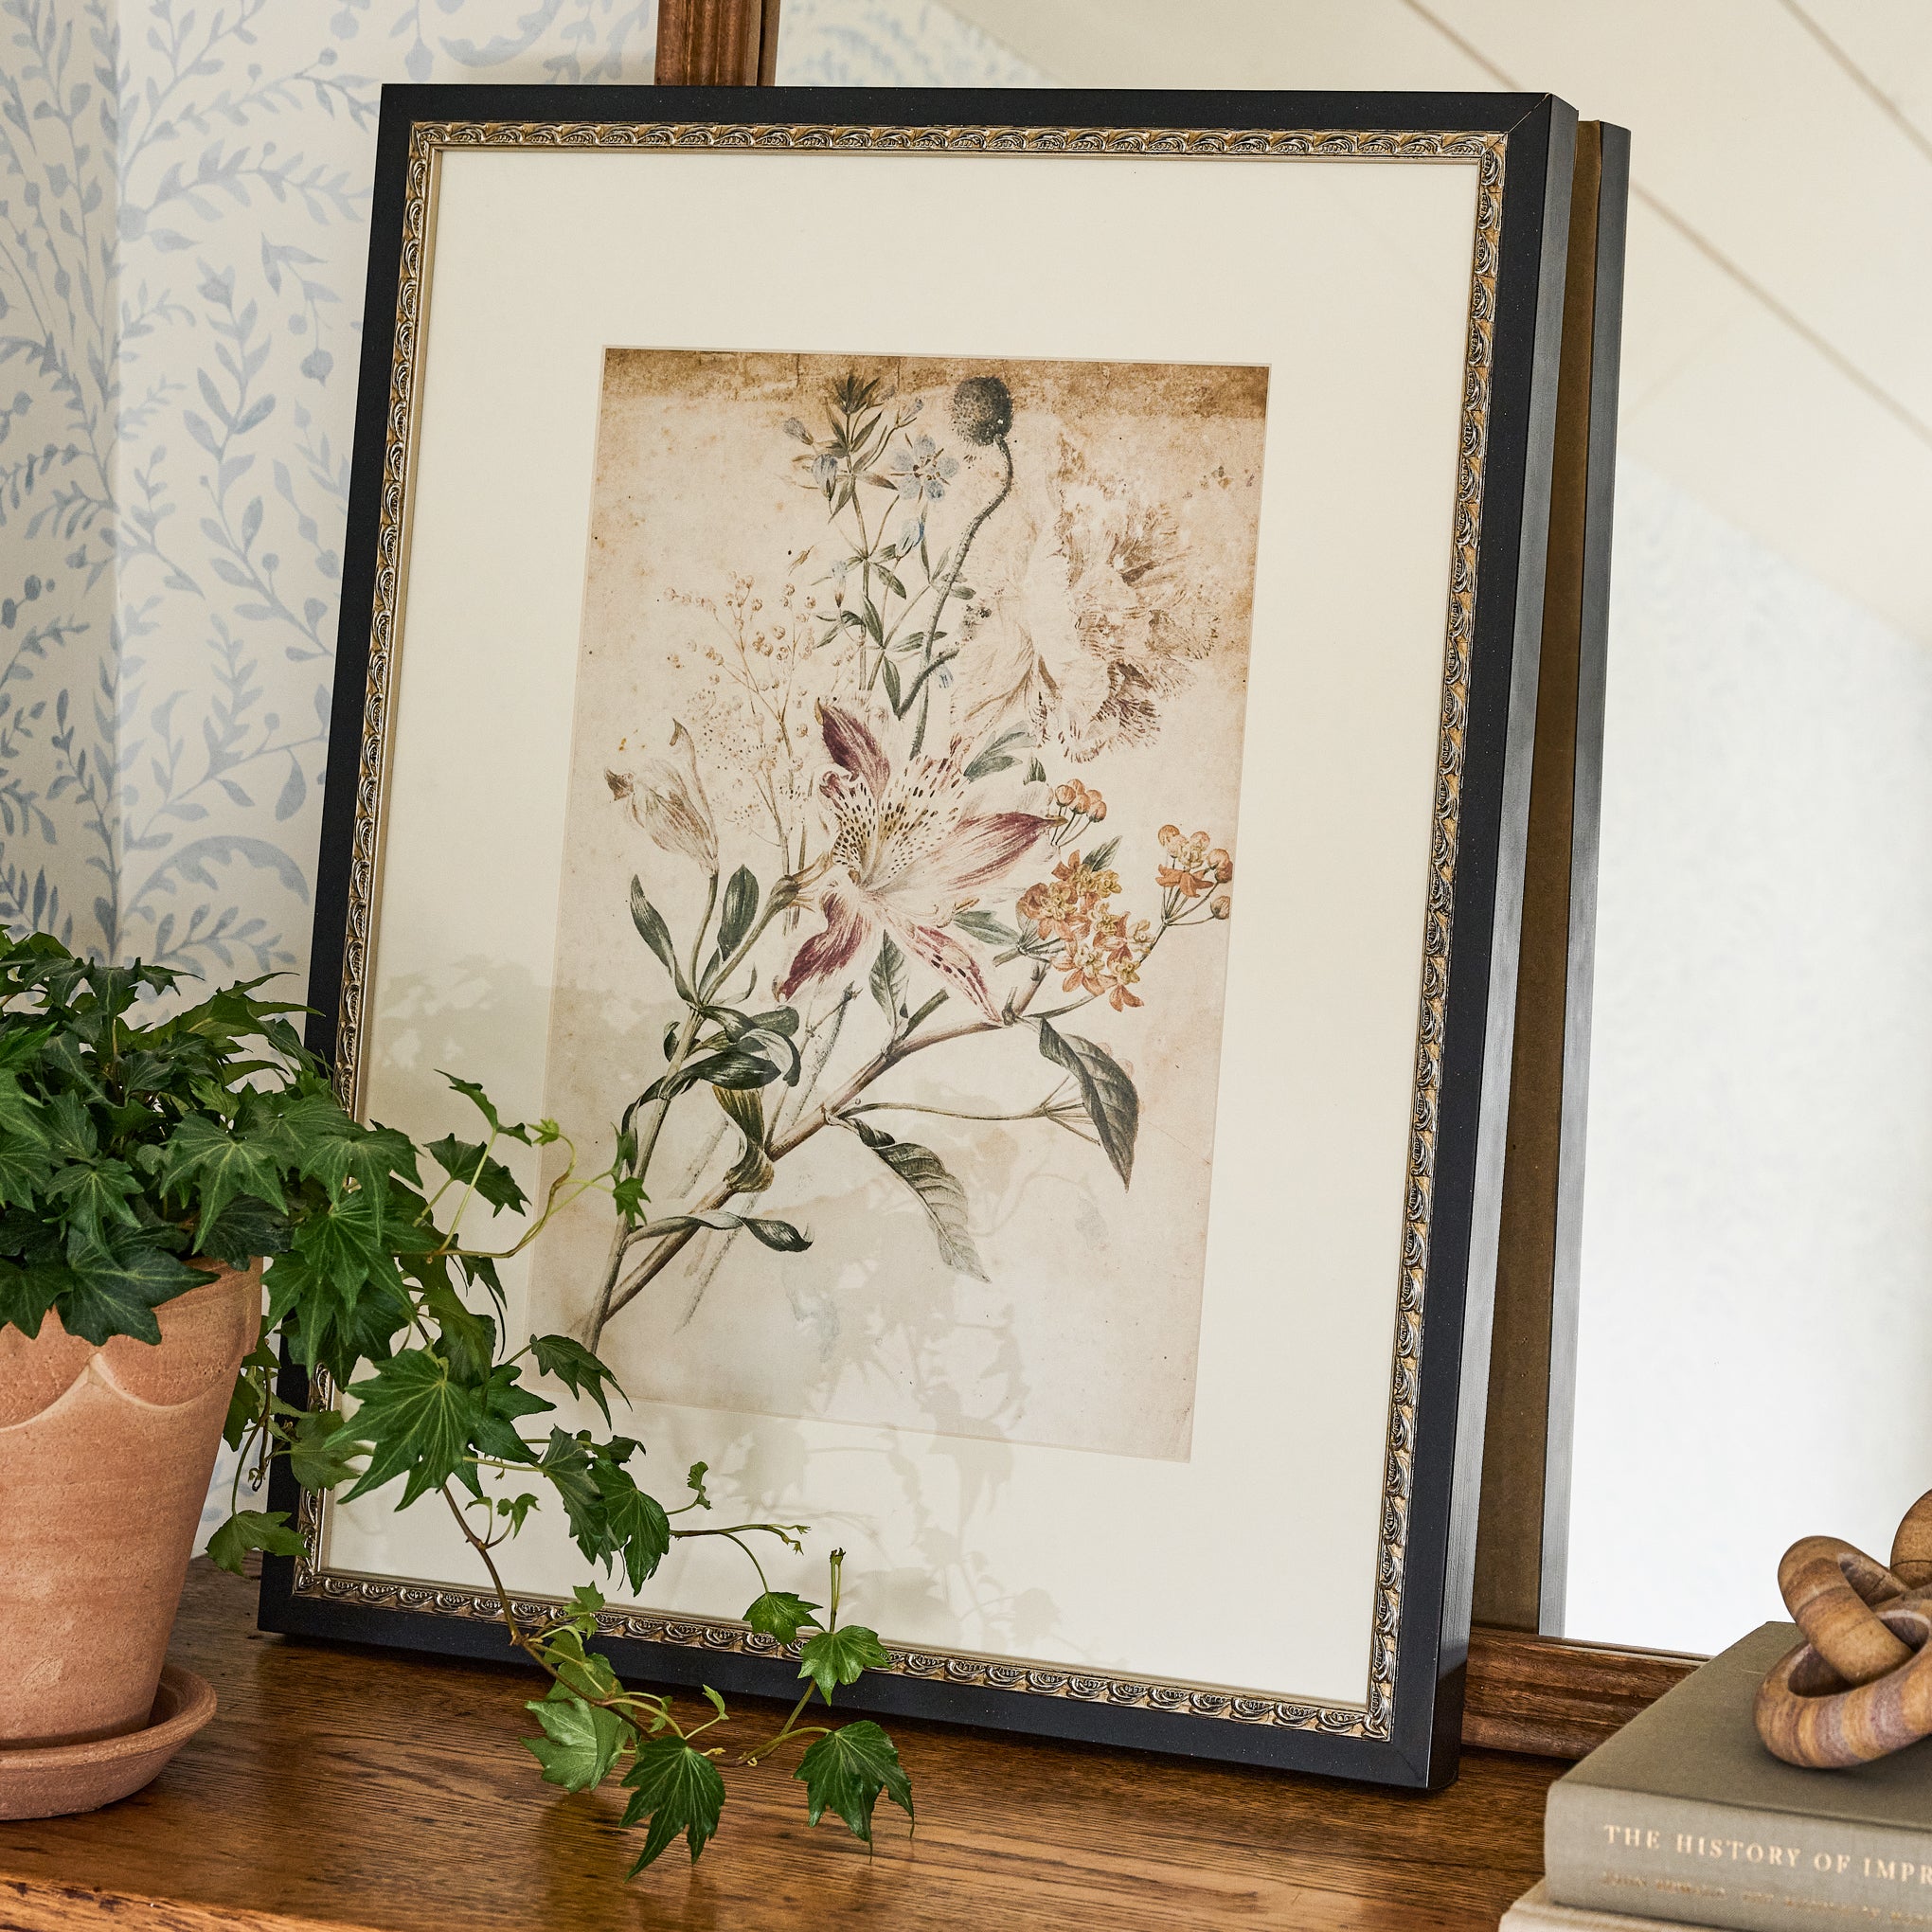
950, 375, 1013, 446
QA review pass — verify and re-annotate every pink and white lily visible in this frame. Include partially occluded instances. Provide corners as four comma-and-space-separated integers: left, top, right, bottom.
778, 703, 1046, 1024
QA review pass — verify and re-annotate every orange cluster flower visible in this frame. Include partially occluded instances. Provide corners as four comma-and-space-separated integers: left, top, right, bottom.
1047, 778, 1107, 848
1017, 850, 1152, 1012
1156, 825, 1233, 903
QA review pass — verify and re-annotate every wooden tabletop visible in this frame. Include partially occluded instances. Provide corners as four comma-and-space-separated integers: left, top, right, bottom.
0, 1561, 1563, 1930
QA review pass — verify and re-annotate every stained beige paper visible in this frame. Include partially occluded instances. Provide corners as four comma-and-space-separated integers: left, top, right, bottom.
530, 350, 1268, 1460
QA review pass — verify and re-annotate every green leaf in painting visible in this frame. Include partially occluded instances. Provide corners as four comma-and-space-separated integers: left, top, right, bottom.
964, 725, 1031, 781
853, 1130, 986, 1279
738, 1215, 809, 1253
714, 866, 760, 959
714, 1084, 772, 1194
950, 907, 1017, 947
206, 1509, 305, 1576
629, 879, 693, 1000
523, 1686, 630, 1793
795, 1720, 914, 1842
619, 1735, 726, 1872
641, 1208, 809, 1253
868, 935, 905, 1027
1036, 1017, 1139, 1188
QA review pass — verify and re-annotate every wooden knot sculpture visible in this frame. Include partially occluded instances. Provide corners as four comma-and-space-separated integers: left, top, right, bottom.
1756, 1490, 1932, 1767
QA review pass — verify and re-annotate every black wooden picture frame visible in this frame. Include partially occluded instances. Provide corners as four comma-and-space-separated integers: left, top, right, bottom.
261, 81, 1578, 1791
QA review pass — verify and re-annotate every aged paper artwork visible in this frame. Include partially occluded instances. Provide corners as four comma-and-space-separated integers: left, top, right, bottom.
531, 350, 1268, 1461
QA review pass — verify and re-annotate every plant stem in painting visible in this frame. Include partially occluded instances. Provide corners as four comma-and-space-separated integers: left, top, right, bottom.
581, 367, 1241, 1353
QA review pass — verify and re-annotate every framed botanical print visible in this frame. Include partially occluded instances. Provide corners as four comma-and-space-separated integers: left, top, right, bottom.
262, 82, 1579, 1789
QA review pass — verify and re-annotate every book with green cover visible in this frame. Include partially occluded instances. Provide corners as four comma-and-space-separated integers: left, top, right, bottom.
1546, 1622, 1932, 1932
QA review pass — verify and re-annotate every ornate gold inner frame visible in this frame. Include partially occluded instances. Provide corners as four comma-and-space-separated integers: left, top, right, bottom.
300, 118, 1508, 1744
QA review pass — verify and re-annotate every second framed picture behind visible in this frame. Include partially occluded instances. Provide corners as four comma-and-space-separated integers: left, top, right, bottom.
263, 83, 1578, 1789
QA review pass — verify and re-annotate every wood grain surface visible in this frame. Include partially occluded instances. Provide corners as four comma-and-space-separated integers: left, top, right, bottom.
1463, 1627, 1696, 1761
0, 1563, 1567, 1930
653, 0, 780, 84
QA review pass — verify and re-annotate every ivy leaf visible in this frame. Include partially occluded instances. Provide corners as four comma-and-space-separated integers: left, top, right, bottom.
0, 1086, 52, 1207
540, 1624, 621, 1702
597, 1464, 672, 1594
0, 1067, 45, 1124
796, 1623, 891, 1702
529, 1333, 624, 1424
155, 1112, 287, 1225
417, 1270, 497, 1387
292, 1179, 389, 1306
1036, 1017, 1139, 1187
38, 1089, 98, 1160
618, 1735, 726, 1871
195, 1190, 292, 1267
0, 1255, 68, 1339
471, 1364, 552, 1462
522, 1686, 630, 1793
538, 1428, 602, 1542
43, 1157, 143, 1248
425, 1136, 528, 1216
206, 1509, 305, 1576
435, 1074, 531, 1148
290, 1407, 366, 1490
223, 1355, 266, 1450
854, 1130, 987, 1279
868, 934, 906, 1026
744, 1591, 821, 1642
714, 866, 760, 960
340, 1350, 482, 1507
60, 1233, 206, 1345
796, 1720, 914, 1842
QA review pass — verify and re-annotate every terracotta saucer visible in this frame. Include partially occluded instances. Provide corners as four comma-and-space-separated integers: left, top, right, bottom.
0, 1665, 217, 1819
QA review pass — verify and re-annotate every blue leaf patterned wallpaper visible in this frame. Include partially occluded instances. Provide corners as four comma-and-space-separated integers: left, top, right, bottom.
0, 0, 1041, 1547
0, 0, 1041, 990
0, 0, 117, 948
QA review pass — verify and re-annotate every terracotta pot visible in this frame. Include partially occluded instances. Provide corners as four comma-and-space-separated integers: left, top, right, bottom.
0, 1261, 259, 1749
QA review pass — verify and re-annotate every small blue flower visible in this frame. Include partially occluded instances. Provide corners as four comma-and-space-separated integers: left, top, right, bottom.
887, 435, 958, 503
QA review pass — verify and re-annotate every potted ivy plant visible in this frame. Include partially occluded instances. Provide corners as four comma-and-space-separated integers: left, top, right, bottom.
0, 932, 909, 1871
